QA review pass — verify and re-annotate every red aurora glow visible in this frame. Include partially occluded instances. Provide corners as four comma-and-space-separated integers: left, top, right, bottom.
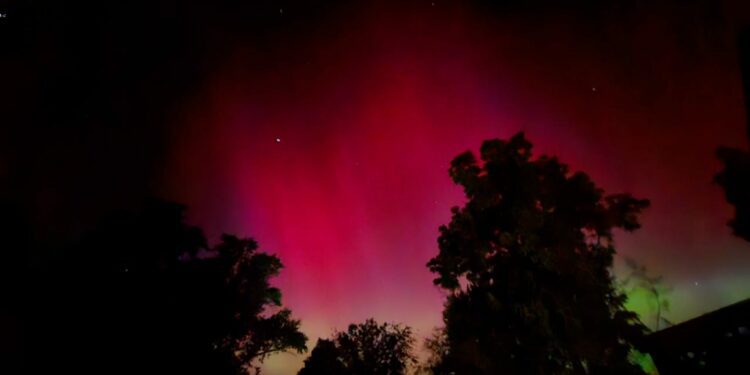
160, 2, 750, 373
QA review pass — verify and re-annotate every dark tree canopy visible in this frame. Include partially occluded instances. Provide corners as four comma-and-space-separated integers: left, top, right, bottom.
298, 339, 348, 375
298, 319, 416, 375
426, 133, 650, 375
715, 146, 750, 242
28, 199, 306, 375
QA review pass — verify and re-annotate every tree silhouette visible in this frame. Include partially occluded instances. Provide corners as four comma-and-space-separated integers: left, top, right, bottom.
420, 327, 450, 375
715, 146, 750, 242
426, 133, 650, 375
298, 319, 416, 375
210, 234, 308, 373
620, 258, 673, 331
298, 339, 348, 375
28, 199, 306, 375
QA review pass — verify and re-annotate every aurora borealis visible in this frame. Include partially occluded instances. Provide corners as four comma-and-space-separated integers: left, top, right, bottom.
6, 1, 750, 374
152, 2, 750, 373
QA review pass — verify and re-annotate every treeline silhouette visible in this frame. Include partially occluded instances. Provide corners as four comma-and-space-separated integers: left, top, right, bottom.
299, 319, 416, 375
26, 133, 688, 375
27, 199, 306, 375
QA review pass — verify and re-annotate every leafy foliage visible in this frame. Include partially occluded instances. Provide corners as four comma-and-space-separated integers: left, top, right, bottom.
426, 133, 650, 374
29, 199, 306, 375
298, 319, 416, 375
298, 339, 348, 375
621, 258, 673, 331
715, 146, 750, 242
211, 234, 308, 373
421, 327, 450, 374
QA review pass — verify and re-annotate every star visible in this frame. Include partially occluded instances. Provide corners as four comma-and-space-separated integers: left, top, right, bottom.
275, 137, 282, 143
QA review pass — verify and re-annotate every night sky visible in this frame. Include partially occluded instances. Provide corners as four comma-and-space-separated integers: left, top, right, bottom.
5, 1, 750, 373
